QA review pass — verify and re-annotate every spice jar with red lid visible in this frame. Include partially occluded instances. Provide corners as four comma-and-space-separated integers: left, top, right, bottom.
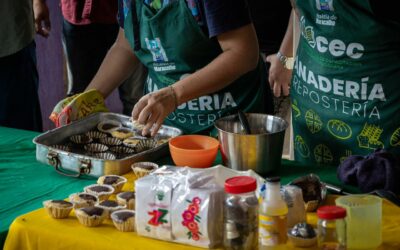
317, 205, 347, 250
223, 176, 258, 250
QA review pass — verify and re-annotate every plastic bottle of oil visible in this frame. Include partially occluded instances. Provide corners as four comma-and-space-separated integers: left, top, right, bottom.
259, 177, 288, 249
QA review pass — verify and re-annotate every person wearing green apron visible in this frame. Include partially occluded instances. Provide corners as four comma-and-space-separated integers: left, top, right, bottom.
78, 0, 272, 136
274, 0, 400, 166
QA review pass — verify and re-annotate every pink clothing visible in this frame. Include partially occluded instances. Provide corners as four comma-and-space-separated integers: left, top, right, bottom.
61, 0, 118, 25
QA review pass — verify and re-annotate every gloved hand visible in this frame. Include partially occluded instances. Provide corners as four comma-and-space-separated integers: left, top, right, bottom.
50, 89, 108, 127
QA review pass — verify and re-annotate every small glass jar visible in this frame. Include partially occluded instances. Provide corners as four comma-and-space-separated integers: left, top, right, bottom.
317, 205, 347, 250
223, 176, 258, 250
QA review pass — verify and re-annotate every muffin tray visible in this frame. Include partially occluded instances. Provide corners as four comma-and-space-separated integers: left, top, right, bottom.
33, 112, 182, 177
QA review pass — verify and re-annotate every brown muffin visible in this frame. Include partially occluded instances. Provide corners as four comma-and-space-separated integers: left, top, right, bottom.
111, 210, 136, 232
116, 191, 136, 210
43, 200, 73, 219
95, 200, 126, 218
84, 184, 115, 201
68, 192, 98, 209
97, 175, 127, 194
75, 206, 106, 227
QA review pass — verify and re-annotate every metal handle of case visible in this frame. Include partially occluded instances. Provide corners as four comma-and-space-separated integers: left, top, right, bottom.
47, 151, 91, 177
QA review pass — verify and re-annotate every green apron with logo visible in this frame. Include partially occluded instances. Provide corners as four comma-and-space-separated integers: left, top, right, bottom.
292, 0, 400, 165
123, 0, 266, 134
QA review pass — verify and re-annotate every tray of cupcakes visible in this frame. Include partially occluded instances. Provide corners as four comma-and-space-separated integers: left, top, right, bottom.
33, 112, 182, 177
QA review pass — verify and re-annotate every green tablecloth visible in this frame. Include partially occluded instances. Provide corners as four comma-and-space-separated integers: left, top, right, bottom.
0, 126, 358, 247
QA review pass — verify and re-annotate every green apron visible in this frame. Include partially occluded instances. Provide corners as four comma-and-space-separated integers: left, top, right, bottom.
292, 0, 400, 165
123, 0, 266, 134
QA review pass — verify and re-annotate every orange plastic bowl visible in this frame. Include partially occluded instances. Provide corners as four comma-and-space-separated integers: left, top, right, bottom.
169, 135, 219, 168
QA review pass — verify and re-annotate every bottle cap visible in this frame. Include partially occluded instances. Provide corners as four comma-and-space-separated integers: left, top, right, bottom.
266, 176, 281, 183
317, 205, 346, 219
225, 176, 257, 194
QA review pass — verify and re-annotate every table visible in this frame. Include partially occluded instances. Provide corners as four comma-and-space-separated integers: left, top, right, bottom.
1, 126, 398, 249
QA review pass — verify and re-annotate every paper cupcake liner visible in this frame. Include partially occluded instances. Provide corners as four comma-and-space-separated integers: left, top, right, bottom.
69, 134, 93, 145
122, 137, 142, 148
129, 119, 145, 130
75, 208, 106, 227
84, 184, 115, 201
99, 137, 123, 146
109, 146, 135, 155
135, 139, 157, 153
97, 175, 127, 193
86, 130, 108, 140
43, 200, 73, 219
84, 143, 109, 153
68, 192, 98, 209
111, 210, 136, 232
92, 152, 116, 160
155, 138, 170, 147
50, 144, 71, 152
95, 203, 126, 219
110, 128, 134, 140
131, 162, 159, 178
117, 196, 135, 210
97, 120, 122, 133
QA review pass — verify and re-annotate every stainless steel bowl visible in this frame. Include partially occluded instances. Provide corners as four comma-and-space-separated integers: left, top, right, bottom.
214, 113, 288, 175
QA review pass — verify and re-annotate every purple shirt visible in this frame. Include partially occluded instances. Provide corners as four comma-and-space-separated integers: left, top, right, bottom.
118, 0, 251, 37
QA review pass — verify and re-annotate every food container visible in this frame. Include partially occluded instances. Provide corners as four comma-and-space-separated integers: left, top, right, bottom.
214, 113, 287, 175
33, 112, 182, 177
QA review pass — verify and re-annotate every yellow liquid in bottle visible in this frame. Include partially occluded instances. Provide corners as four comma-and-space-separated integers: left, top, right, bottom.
259, 182, 288, 248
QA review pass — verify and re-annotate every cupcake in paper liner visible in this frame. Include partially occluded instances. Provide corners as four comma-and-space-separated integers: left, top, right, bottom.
131, 162, 159, 178
110, 127, 134, 140
111, 209, 136, 232
95, 200, 126, 218
69, 134, 93, 145
155, 138, 170, 147
109, 146, 135, 157
43, 200, 73, 219
84, 143, 109, 153
84, 184, 115, 201
50, 144, 71, 152
116, 191, 135, 210
99, 137, 123, 146
122, 137, 142, 148
92, 152, 116, 160
135, 139, 157, 153
68, 192, 98, 209
130, 119, 145, 130
86, 130, 108, 140
97, 175, 127, 193
97, 120, 122, 133
75, 206, 106, 227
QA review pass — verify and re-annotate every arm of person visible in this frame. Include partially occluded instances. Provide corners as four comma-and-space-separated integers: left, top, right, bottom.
266, 10, 295, 97
132, 23, 260, 136
33, 0, 50, 37
86, 28, 141, 98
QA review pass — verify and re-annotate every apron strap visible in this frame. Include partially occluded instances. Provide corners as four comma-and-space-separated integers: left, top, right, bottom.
131, 0, 141, 51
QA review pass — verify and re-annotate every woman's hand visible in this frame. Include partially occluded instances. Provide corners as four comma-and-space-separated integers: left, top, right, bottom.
266, 54, 292, 97
33, 0, 51, 37
132, 86, 178, 136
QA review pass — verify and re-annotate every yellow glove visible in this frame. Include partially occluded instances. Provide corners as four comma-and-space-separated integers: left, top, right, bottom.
50, 89, 109, 127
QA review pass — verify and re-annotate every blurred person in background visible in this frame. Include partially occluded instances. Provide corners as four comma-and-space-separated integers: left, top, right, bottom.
61, 0, 146, 115
273, 0, 400, 165
248, 0, 293, 116
0, 0, 50, 132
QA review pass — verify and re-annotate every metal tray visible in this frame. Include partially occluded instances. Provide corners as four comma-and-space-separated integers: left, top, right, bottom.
33, 112, 182, 178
